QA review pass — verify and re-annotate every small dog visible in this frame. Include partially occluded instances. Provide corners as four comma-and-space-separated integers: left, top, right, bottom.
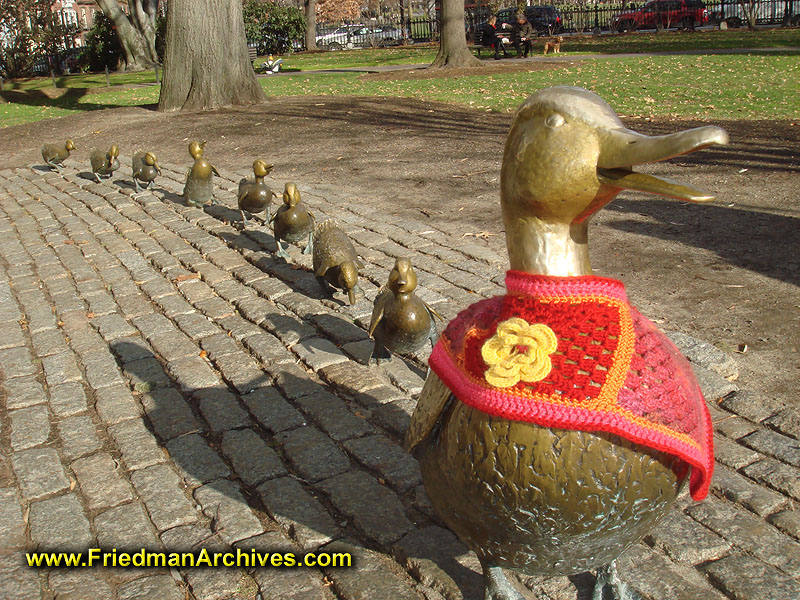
543, 36, 563, 55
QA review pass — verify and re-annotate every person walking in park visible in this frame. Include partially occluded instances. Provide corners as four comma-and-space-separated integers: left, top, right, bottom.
482, 16, 510, 60
511, 14, 535, 58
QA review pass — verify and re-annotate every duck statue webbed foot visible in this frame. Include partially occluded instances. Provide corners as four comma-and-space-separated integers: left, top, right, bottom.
406, 87, 725, 600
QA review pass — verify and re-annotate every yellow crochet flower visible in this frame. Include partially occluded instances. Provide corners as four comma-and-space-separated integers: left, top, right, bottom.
481, 318, 558, 388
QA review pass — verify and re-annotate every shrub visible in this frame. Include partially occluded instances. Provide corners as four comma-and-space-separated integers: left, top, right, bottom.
84, 13, 122, 71
243, 1, 306, 55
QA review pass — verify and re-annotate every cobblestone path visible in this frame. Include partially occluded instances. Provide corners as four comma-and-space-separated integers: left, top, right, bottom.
0, 161, 798, 600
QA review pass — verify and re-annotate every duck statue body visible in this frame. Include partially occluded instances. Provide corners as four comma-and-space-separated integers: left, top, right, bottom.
41, 140, 76, 171
90, 145, 120, 182
132, 151, 161, 192
406, 87, 724, 600
271, 182, 314, 260
312, 220, 362, 305
183, 141, 220, 207
238, 159, 277, 228
368, 258, 442, 364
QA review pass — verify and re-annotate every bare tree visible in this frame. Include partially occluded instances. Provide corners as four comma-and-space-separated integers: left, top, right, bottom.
95, 0, 159, 70
305, 0, 318, 50
158, 0, 265, 112
430, 0, 480, 68
737, 0, 760, 29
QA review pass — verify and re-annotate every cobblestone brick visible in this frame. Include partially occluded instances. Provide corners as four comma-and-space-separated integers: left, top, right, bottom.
271, 363, 326, 400
92, 313, 137, 341
117, 575, 185, 600
72, 452, 134, 511
211, 352, 266, 394
702, 553, 800, 600
319, 471, 414, 546
199, 332, 241, 360
261, 311, 316, 346
310, 313, 368, 345
9, 405, 51, 450
741, 457, 800, 501
764, 407, 800, 440
372, 399, 415, 437
130, 464, 197, 531
109, 418, 165, 470
94, 383, 141, 424
173, 312, 220, 340
141, 387, 201, 440
167, 356, 221, 392
195, 387, 251, 432
57, 415, 102, 461
768, 509, 800, 541
41, 351, 82, 385
82, 349, 126, 390
257, 477, 340, 550
296, 390, 374, 441
4, 376, 46, 410
31, 328, 68, 357
115, 293, 153, 319
323, 540, 421, 600
29, 493, 92, 550
47, 571, 114, 600
741, 428, 800, 467
95, 502, 162, 551
132, 313, 175, 340
713, 435, 761, 470
149, 330, 201, 363
46, 381, 86, 416
393, 526, 483, 600
687, 498, 800, 575
719, 390, 784, 424
293, 337, 348, 370
0, 488, 26, 551
242, 332, 295, 365
166, 432, 231, 486
278, 426, 351, 483
712, 465, 789, 516
241, 386, 306, 434
646, 509, 732, 564
0, 554, 40, 600
194, 479, 264, 544
343, 435, 421, 493
12, 447, 70, 499
222, 428, 285, 486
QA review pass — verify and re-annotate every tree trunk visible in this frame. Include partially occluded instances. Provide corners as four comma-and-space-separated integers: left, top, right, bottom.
305, 0, 318, 50
430, 0, 480, 68
158, 0, 265, 112
129, 0, 159, 64
95, 0, 155, 70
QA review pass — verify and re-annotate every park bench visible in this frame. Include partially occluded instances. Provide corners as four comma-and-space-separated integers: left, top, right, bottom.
248, 46, 258, 67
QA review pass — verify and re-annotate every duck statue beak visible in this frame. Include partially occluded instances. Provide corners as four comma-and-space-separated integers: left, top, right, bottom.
596, 125, 728, 202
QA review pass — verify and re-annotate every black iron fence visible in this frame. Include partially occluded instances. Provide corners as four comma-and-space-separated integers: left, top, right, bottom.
310, 0, 796, 50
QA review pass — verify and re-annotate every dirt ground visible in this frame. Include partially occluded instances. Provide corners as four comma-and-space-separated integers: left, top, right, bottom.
2, 87, 798, 405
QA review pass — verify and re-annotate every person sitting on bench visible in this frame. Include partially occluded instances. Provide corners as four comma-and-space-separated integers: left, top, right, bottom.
481, 16, 509, 60
264, 55, 283, 74
510, 14, 534, 58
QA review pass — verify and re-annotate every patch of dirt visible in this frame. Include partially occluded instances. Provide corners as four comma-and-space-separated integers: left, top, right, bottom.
361, 60, 571, 81
1, 96, 798, 403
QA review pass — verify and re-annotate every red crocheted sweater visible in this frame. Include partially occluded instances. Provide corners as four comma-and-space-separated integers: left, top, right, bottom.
428, 271, 714, 500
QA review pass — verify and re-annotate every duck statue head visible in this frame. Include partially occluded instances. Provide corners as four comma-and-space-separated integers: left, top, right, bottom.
407, 86, 726, 600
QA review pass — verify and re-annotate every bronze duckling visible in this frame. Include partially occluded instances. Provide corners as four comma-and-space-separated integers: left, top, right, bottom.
237, 159, 277, 228
368, 258, 442, 364
270, 182, 314, 260
132, 151, 162, 192
41, 140, 76, 171
183, 141, 220, 207
312, 220, 363, 305
90, 145, 120, 182
406, 87, 724, 600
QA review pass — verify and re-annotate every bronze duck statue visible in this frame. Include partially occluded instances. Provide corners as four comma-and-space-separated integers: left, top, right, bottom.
270, 182, 315, 260
183, 141, 220, 207
90, 145, 120, 182
132, 151, 162, 192
41, 140, 76, 171
312, 220, 363, 305
405, 87, 723, 600
238, 159, 277, 229
368, 258, 442, 364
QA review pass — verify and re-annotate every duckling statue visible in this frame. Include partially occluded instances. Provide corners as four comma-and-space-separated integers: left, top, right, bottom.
238, 159, 277, 229
368, 258, 442, 364
41, 140, 76, 171
270, 182, 315, 260
132, 151, 162, 192
312, 220, 363, 305
89, 145, 120, 183
183, 141, 220, 207
405, 87, 723, 600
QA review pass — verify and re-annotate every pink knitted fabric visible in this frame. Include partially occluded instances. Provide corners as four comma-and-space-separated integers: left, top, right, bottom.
428, 271, 714, 500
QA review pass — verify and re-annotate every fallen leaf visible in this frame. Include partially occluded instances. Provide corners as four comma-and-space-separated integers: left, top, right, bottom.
199, 350, 207, 358
173, 273, 200, 283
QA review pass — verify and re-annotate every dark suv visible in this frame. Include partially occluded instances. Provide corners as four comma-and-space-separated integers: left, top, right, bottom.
612, 0, 708, 31
496, 6, 563, 35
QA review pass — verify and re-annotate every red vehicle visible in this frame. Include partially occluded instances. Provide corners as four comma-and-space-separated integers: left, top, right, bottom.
612, 0, 709, 31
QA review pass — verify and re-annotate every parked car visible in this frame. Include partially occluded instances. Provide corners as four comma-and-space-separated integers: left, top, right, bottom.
612, 0, 709, 31
496, 5, 563, 35
315, 25, 361, 50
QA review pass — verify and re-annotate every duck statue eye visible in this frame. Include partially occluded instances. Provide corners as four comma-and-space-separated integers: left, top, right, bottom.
545, 113, 565, 128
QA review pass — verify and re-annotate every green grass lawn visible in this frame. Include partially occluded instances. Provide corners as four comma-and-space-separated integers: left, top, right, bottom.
1, 34, 798, 128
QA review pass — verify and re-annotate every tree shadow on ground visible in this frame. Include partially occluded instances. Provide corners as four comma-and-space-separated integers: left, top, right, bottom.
606, 199, 800, 286
0, 88, 133, 113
